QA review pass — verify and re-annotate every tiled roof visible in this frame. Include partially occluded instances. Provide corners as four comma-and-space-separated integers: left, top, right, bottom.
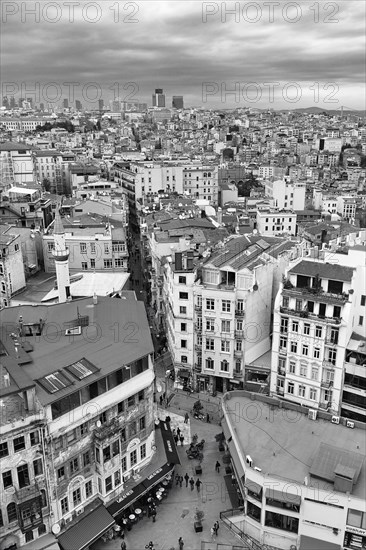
288, 260, 354, 282
0, 141, 33, 151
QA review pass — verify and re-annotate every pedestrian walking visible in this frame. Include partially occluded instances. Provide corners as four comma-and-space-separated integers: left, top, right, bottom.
214, 520, 220, 535
176, 427, 181, 436
180, 434, 184, 446
151, 508, 157, 523
189, 477, 195, 491
184, 473, 189, 487
179, 475, 183, 487
159, 395, 163, 406
206, 413, 210, 423
121, 541, 127, 550
211, 526, 216, 540
184, 412, 189, 423
174, 434, 179, 444
175, 474, 180, 486
178, 537, 184, 550
195, 478, 202, 492
215, 461, 221, 473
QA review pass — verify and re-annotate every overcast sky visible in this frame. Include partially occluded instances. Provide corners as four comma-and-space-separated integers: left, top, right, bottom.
2, 0, 365, 109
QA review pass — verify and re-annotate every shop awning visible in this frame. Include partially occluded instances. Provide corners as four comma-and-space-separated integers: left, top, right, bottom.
224, 475, 241, 509
178, 370, 190, 379
227, 440, 245, 478
57, 505, 115, 550
300, 535, 341, 550
107, 481, 148, 518
266, 488, 301, 506
159, 420, 181, 464
142, 463, 174, 491
244, 479, 262, 495
229, 379, 241, 385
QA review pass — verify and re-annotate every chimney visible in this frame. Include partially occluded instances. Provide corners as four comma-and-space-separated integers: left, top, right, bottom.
217, 207, 223, 224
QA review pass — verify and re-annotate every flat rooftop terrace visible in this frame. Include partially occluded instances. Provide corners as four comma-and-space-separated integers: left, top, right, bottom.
224, 393, 366, 500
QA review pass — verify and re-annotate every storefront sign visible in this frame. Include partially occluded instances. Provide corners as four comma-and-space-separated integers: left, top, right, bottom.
346, 526, 366, 536
146, 467, 163, 481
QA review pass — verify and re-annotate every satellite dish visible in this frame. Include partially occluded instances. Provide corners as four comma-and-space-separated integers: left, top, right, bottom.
52, 523, 61, 535
96, 420, 102, 428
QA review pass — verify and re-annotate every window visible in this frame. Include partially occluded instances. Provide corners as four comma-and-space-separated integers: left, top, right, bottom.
280, 318, 288, 333
206, 338, 214, 351
311, 367, 318, 380
359, 316, 364, 326
220, 360, 229, 372
140, 443, 146, 460
295, 299, 302, 311
3, 470, 13, 489
221, 340, 230, 353
33, 458, 43, 477
303, 323, 310, 335
328, 349, 337, 365
57, 466, 65, 481
104, 259, 113, 268
73, 488, 81, 507
67, 430, 76, 444
83, 451, 91, 467
206, 299, 215, 310
103, 445, 111, 463
105, 476, 113, 493
90, 243, 96, 254
206, 318, 215, 331
121, 428, 126, 442
292, 321, 299, 332
139, 416, 146, 431
222, 300, 231, 312
279, 337, 287, 349
282, 297, 289, 308
129, 421, 137, 437
17, 464, 30, 488
181, 323, 187, 332
80, 422, 88, 436
100, 411, 107, 424
181, 339, 187, 349
7, 502, 17, 523
309, 387, 317, 400
287, 383, 294, 394
13, 436, 26, 452
118, 401, 124, 414
290, 341, 297, 353
85, 480, 93, 499
179, 292, 188, 300
81, 262, 88, 270
0, 442, 9, 458
80, 243, 87, 254
300, 364, 307, 376
236, 340, 242, 351
30, 431, 39, 446
206, 358, 214, 370
347, 509, 366, 529
70, 457, 79, 474
302, 345, 309, 356
313, 348, 320, 359
180, 306, 187, 315
130, 449, 137, 466
289, 361, 296, 374
361, 295, 366, 307
121, 456, 127, 472
298, 385, 306, 398
315, 325, 322, 338
128, 395, 135, 408
114, 470, 121, 487
138, 390, 144, 402
104, 243, 110, 254
61, 497, 69, 515
178, 276, 186, 284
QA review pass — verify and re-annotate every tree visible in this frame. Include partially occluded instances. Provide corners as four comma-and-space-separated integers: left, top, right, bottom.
42, 178, 51, 192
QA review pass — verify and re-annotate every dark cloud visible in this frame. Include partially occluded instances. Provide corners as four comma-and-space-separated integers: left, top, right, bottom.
1, 0, 365, 108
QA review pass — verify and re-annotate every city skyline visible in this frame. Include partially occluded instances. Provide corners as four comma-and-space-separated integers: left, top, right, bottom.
2, 1, 365, 110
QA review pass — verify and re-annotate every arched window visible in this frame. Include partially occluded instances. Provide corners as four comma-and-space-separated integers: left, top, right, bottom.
7, 502, 17, 523
40, 489, 47, 508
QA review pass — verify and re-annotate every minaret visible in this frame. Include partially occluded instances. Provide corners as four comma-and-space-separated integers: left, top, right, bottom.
52, 208, 71, 303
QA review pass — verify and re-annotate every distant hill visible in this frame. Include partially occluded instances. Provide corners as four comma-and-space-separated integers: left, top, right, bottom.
282, 107, 366, 117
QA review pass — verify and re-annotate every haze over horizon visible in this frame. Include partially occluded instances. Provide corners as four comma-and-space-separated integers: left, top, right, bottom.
2, 0, 365, 110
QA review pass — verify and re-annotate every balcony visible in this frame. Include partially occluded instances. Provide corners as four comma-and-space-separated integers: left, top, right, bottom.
321, 380, 334, 388
276, 387, 284, 396
323, 361, 336, 370
233, 370, 243, 379
277, 368, 286, 376
282, 286, 349, 304
234, 350, 242, 358
325, 336, 338, 345
279, 307, 341, 325
235, 330, 244, 338
194, 304, 202, 311
319, 401, 329, 410
194, 344, 202, 352
193, 364, 202, 373
235, 310, 245, 318
15, 482, 41, 503
194, 324, 202, 334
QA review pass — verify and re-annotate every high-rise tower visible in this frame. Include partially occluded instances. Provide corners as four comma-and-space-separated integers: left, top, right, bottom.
52, 208, 71, 303
152, 89, 165, 107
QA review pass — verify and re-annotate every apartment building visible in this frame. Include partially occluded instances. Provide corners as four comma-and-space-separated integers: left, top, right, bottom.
0, 187, 54, 229
221, 392, 366, 550
0, 226, 26, 308
270, 253, 365, 416
163, 236, 300, 394
0, 142, 35, 187
0, 294, 177, 549
34, 150, 71, 194
265, 179, 306, 211
256, 208, 297, 237
182, 165, 219, 205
